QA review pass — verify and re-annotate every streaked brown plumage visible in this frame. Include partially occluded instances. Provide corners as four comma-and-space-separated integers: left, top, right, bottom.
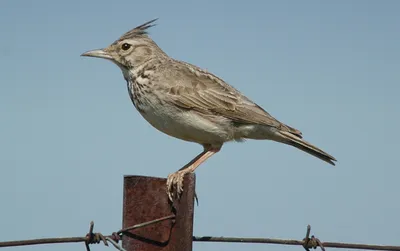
81, 19, 336, 201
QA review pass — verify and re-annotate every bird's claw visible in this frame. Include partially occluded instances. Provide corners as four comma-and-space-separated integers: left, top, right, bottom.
166, 170, 186, 202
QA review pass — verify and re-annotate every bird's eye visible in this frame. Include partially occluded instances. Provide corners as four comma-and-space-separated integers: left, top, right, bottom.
121, 43, 131, 51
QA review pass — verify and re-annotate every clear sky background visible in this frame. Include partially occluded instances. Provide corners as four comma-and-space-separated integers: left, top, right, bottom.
1, 1, 399, 251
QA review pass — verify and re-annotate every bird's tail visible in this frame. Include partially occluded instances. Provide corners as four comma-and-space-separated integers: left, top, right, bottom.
278, 131, 336, 166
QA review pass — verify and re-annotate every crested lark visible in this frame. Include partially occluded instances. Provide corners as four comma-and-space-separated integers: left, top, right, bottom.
82, 19, 336, 201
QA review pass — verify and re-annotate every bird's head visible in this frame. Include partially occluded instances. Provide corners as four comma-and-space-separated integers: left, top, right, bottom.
81, 19, 164, 72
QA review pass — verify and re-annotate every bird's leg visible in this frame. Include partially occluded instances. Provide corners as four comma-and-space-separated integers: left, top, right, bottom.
167, 146, 220, 202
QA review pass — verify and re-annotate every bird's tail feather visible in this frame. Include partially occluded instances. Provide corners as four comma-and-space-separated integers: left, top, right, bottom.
278, 131, 336, 166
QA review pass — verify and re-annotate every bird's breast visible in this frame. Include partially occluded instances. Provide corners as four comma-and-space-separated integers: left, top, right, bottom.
126, 76, 154, 113
126, 80, 233, 144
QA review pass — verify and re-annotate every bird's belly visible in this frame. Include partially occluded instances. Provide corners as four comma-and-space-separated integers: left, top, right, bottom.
137, 104, 232, 145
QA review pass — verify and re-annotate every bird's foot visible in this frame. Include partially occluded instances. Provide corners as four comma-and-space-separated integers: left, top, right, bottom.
166, 170, 190, 202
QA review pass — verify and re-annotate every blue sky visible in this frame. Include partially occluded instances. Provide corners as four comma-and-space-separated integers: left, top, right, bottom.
1, 1, 399, 251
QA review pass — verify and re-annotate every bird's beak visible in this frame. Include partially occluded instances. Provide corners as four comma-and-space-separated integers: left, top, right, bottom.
81, 49, 113, 60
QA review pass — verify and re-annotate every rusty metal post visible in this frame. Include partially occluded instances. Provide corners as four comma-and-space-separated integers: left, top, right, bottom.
122, 174, 195, 251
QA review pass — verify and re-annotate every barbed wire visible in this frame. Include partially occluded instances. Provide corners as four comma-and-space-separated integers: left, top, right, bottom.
0, 215, 175, 251
0, 218, 399, 251
194, 225, 400, 251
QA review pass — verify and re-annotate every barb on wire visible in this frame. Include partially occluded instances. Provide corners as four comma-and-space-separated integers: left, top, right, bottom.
302, 225, 325, 251
85, 221, 108, 251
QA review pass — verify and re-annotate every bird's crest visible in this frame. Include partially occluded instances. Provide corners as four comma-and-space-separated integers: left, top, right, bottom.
118, 19, 158, 41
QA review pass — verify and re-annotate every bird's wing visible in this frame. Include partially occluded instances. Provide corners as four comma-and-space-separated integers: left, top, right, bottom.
160, 60, 302, 137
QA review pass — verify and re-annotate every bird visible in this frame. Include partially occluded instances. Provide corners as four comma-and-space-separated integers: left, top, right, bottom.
81, 19, 336, 201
